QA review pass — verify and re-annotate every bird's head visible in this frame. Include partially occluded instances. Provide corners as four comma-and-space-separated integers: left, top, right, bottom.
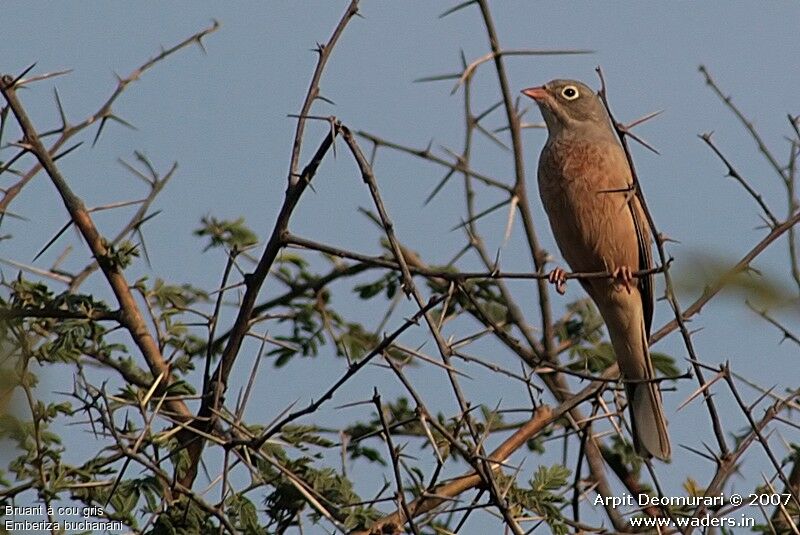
521, 79, 608, 136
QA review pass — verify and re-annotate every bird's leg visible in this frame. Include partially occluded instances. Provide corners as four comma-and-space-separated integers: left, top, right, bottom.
547, 267, 567, 295
612, 266, 634, 294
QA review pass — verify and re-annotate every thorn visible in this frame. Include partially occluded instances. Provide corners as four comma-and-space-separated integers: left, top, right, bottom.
475, 100, 504, 123
658, 232, 680, 245
92, 117, 108, 147
108, 114, 137, 131
748, 385, 776, 412
623, 128, 660, 154
680, 444, 717, 462
439, 0, 477, 19
439, 144, 462, 161
53, 87, 68, 129
9, 63, 38, 88
0, 209, 28, 221
52, 142, 83, 162
413, 72, 461, 84
701, 442, 720, 461
315, 94, 336, 106
424, 169, 455, 206
688, 327, 704, 337
492, 248, 501, 275
33, 220, 74, 262
449, 198, 509, 232
624, 109, 664, 130
476, 122, 509, 151
133, 210, 162, 230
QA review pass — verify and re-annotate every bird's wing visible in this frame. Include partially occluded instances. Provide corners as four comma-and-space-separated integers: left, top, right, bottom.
629, 194, 654, 335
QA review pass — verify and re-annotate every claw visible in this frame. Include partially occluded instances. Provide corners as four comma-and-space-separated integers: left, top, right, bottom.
547, 267, 567, 295
612, 266, 634, 294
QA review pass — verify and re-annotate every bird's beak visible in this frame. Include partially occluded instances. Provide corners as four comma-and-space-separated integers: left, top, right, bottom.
521, 86, 548, 102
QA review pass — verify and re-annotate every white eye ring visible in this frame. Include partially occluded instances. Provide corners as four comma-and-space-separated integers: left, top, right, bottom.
561, 85, 580, 100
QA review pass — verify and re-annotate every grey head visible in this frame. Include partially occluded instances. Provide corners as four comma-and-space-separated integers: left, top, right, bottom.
521, 79, 613, 139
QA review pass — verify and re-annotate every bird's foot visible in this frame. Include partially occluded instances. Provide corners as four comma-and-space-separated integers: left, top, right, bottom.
547, 267, 567, 295
612, 266, 634, 293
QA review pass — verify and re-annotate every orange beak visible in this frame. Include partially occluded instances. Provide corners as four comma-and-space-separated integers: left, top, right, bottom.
521, 86, 548, 101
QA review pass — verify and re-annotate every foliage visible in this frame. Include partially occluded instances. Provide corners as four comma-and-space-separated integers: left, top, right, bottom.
1, 3, 797, 535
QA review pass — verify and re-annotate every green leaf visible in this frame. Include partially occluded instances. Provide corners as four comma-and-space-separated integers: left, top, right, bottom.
227, 495, 261, 535
530, 464, 571, 493
109, 480, 139, 517
194, 216, 258, 251
651, 351, 680, 378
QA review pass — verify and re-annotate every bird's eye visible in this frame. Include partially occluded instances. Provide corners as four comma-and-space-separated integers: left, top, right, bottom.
561, 86, 579, 100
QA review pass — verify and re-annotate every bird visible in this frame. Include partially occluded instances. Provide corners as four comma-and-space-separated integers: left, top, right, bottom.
521, 79, 670, 460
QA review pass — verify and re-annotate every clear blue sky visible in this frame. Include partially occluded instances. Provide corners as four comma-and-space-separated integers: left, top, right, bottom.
2, 2, 798, 531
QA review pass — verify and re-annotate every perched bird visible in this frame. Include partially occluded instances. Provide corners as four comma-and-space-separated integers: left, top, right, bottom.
522, 80, 670, 460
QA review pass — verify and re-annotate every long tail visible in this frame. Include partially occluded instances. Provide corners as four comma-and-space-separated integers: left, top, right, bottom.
603, 299, 671, 460
626, 367, 670, 461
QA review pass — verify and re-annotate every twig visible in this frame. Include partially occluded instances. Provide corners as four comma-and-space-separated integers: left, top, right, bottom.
178, 122, 342, 487
746, 301, 800, 347
354, 406, 554, 535
285, 231, 665, 282
475, 0, 557, 361
0, 23, 218, 212
288, 1, 360, 183
699, 132, 779, 227
1, 72, 193, 425
373, 390, 422, 535
239, 294, 445, 450
699, 65, 788, 182
723, 363, 800, 508
651, 211, 800, 345
357, 130, 513, 192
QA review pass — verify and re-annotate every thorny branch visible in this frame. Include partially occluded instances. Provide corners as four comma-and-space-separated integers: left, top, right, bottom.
1, 74, 193, 425
175, 0, 361, 489
3, 4, 799, 535
0, 22, 218, 214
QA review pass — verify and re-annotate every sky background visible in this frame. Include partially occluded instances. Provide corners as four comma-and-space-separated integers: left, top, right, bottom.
2, 2, 799, 532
